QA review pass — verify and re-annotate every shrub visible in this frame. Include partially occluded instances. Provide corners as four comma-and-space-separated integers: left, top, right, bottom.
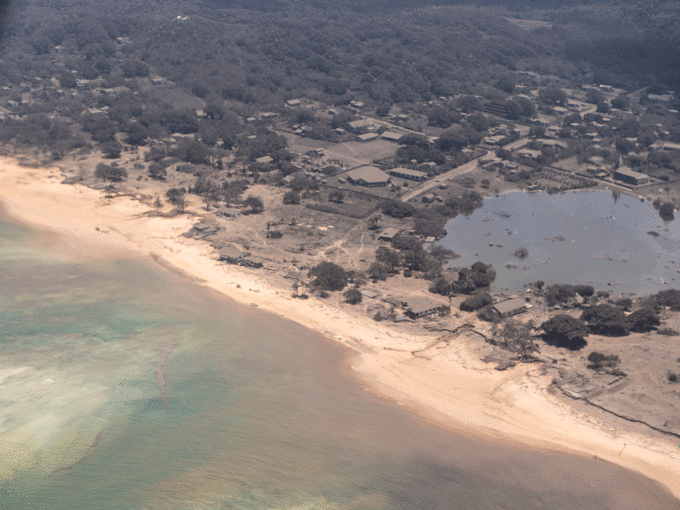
343, 287, 363, 304
658, 328, 680, 336
283, 190, 301, 205
614, 298, 633, 311
573, 285, 595, 297
460, 293, 492, 312
95, 163, 127, 182
650, 289, 680, 311
668, 372, 679, 383
587, 352, 620, 370
477, 305, 500, 323
513, 247, 529, 260
544, 284, 576, 306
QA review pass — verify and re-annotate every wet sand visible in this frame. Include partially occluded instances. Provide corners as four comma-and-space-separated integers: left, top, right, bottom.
1, 156, 679, 500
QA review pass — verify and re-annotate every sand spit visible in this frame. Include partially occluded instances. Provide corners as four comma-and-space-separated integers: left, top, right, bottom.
1, 157, 679, 499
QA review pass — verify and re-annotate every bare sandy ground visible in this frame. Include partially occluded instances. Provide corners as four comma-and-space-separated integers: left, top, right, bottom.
1, 156, 679, 499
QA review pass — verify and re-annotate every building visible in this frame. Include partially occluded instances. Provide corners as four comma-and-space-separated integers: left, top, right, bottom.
421, 193, 436, 203
243, 256, 265, 268
389, 167, 428, 182
378, 227, 400, 241
348, 119, 377, 133
493, 297, 528, 318
218, 246, 248, 264
381, 131, 404, 142
613, 166, 650, 186
215, 206, 241, 220
255, 155, 273, 164
403, 298, 450, 319
356, 132, 379, 143
346, 166, 391, 187
286, 99, 301, 107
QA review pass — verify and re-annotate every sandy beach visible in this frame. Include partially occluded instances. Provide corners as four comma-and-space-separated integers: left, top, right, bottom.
1, 156, 679, 500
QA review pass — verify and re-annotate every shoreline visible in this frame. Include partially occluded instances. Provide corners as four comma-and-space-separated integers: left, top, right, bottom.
1, 156, 679, 499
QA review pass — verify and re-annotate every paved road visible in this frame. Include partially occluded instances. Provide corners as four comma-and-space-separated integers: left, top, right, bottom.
400, 158, 480, 202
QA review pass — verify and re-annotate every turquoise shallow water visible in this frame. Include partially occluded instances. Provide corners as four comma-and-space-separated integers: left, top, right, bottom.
0, 210, 677, 510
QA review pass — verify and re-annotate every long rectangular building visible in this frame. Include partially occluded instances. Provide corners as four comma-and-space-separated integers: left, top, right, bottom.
389, 167, 429, 181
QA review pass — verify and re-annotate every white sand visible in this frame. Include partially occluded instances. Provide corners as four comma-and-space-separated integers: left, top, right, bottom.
1, 157, 679, 498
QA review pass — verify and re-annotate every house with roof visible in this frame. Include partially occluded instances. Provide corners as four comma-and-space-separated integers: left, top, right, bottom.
493, 297, 529, 318
613, 166, 650, 186
346, 166, 390, 187
243, 256, 265, 268
389, 167, 428, 182
255, 155, 273, 165
218, 246, 248, 264
215, 206, 241, 220
403, 297, 450, 319
421, 193, 436, 203
381, 131, 404, 142
378, 227, 400, 241
356, 132, 379, 143
348, 119, 377, 133
286, 99, 301, 107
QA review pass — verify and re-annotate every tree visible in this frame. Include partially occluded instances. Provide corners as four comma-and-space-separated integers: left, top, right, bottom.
202, 185, 221, 211
611, 95, 630, 110
125, 123, 148, 146
659, 202, 675, 219
368, 261, 388, 281
101, 140, 123, 159
328, 189, 345, 203
243, 195, 264, 214
165, 188, 186, 213
104, 184, 116, 198
626, 308, 660, 333
491, 319, 539, 361
596, 101, 610, 114
153, 196, 163, 213
538, 87, 567, 106
580, 305, 628, 336
148, 162, 167, 180
585, 89, 605, 104
343, 287, 363, 304
308, 261, 348, 291
375, 246, 400, 272
495, 74, 516, 94
283, 190, 301, 205
540, 314, 589, 350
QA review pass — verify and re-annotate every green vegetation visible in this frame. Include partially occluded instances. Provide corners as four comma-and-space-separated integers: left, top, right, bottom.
540, 314, 589, 350
308, 261, 348, 291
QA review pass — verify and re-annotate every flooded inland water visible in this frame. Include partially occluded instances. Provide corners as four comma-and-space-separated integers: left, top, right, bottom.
439, 190, 680, 296
0, 210, 678, 509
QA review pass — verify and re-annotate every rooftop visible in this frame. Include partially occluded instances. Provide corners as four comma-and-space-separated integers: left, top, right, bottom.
493, 297, 527, 314
346, 166, 390, 184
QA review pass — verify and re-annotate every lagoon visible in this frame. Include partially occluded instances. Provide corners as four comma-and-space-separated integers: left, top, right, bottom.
439, 190, 680, 295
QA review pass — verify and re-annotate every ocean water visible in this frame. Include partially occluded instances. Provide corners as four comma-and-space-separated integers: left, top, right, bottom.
439, 190, 680, 294
0, 211, 677, 510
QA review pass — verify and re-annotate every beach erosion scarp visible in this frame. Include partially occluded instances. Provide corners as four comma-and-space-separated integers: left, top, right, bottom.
1, 156, 679, 500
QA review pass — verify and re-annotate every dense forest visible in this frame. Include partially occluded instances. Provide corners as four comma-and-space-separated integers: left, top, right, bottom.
0, 0, 678, 160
